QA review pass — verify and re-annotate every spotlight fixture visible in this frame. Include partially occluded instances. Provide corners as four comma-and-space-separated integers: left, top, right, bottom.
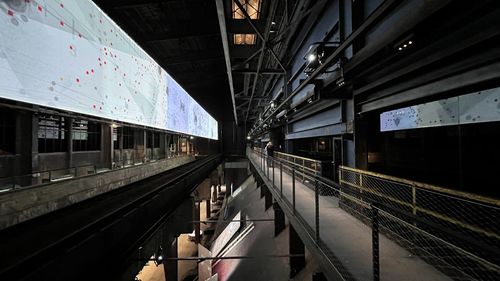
190, 136, 194, 140
336, 78, 345, 87
247, 136, 251, 140
307, 53, 317, 63
154, 246, 164, 266
303, 41, 340, 76
270, 100, 276, 109
394, 34, 414, 52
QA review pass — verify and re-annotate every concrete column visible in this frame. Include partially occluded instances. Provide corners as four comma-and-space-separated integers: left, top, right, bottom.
119, 127, 124, 166
163, 237, 178, 281
212, 185, 218, 203
289, 224, 305, 278
143, 130, 147, 162
15, 111, 33, 185
273, 202, 285, 236
194, 201, 201, 244
264, 186, 272, 210
100, 124, 111, 169
66, 117, 73, 168
206, 199, 211, 219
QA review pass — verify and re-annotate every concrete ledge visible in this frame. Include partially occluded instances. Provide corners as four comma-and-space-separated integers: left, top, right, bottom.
0, 156, 195, 230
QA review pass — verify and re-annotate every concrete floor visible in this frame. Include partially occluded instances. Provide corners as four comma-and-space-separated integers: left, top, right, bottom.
255, 155, 453, 281
212, 176, 319, 281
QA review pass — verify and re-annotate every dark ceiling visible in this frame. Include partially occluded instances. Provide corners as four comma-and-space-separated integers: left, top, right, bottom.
93, 0, 233, 122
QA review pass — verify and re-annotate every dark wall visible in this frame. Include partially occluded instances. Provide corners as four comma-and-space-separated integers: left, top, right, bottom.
365, 111, 500, 198
221, 121, 246, 156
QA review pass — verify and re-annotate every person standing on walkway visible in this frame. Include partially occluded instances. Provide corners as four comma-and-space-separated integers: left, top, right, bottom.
265, 141, 274, 167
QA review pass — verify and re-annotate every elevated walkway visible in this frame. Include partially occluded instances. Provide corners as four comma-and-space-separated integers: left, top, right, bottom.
247, 148, 499, 281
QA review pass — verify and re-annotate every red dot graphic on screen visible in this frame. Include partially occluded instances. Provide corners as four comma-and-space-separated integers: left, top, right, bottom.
86, 71, 89, 75
91, 69, 94, 73
7, 10, 13, 16
104, 47, 106, 51
37, 6, 42, 12
104, 61, 107, 65
60, 21, 64, 26
93, 105, 96, 109
76, 78, 80, 83
78, 33, 82, 38
98, 58, 101, 61
60, 3, 64, 8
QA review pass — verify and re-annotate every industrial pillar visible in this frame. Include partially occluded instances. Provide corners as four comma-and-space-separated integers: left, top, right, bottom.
206, 199, 211, 219
273, 202, 285, 236
163, 237, 178, 281
289, 224, 305, 278
260, 184, 266, 198
264, 186, 272, 210
194, 201, 201, 244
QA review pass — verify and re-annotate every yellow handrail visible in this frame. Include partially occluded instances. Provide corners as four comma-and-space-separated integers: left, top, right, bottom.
339, 165, 500, 207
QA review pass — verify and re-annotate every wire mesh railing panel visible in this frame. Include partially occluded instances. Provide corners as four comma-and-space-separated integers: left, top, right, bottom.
339, 166, 500, 276
249, 148, 500, 280
377, 208, 500, 281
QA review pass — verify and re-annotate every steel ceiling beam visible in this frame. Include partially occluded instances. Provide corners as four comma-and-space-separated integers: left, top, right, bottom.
233, 0, 281, 123
215, 0, 239, 125
233, 0, 286, 72
249, 0, 402, 136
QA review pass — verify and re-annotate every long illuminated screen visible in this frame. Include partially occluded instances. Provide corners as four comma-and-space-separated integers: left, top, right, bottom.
0, 0, 218, 140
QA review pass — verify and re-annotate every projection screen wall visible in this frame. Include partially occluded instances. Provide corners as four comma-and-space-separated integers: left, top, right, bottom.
0, 0, 218, 139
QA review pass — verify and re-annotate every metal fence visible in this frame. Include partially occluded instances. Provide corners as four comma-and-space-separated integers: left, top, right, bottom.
249, 147, 500, 281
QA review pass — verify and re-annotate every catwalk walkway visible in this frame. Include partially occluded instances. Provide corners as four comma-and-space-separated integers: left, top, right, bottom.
248, 150, 453, 281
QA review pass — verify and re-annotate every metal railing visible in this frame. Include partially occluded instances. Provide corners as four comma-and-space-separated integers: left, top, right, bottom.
248, 147, 500, 281
339, 166, 500, 272
0, 153, 187, 192
255, 147, 322, 183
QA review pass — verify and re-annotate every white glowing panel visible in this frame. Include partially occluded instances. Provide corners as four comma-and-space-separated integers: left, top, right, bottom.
0, 0, 218, 139
211, 211, 241, 257
381, 87, 500, 132
459, 88, 500, 124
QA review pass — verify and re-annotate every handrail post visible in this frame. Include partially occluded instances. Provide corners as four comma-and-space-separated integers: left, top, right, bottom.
371, 204, 380, 281
280, 160, 283, 197
315, 180, 320, 242
267, 156, 270, 178
292, 167, 296, 214
412, 185, 417, 216
302, 159, 305, 183
272, 158, 275, 188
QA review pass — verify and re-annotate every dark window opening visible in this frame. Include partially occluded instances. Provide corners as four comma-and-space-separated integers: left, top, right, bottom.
122, 127, 134, 149
38, 115, 67, 153
0, 110, 16, 155
72, 119, 101, 151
